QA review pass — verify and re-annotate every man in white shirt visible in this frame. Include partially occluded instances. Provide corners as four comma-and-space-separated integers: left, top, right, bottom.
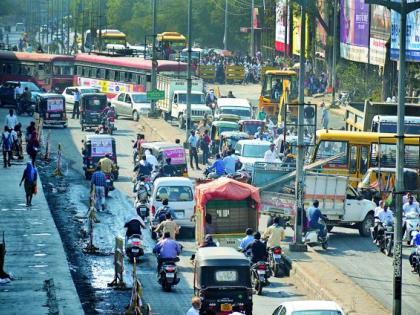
264, 143, 277, 162
186, 296, 201, 315
4, 109, 18, 130
14, 83, 23, 101
144, 150, 158, 170
378, 207, 394, 226
374, 200, 385, 218
403, 196, 420, 216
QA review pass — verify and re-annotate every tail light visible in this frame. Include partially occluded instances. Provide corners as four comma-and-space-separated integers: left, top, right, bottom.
87, 157, 92, 160
208, 303, 216, 310
257, 264, 266, 270
273, 247, 282, 254
151, 205, 156, 215
165, 266, 175, 272
132, 241, 141, 246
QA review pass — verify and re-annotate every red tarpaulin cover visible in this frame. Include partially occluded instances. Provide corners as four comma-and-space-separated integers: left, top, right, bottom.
195, 177, 260, 210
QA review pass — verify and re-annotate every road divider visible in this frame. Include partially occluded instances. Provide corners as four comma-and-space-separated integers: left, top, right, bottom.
126, 258, 151, 315
83, 206, 99, 254
108, 236, 127, 290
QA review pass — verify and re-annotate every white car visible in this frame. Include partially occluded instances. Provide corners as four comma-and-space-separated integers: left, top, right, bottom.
272, 300, 345, 315
215, 98, 253, 120
235, 139, 281, 172
149, 177, 195, 229
62, 86, 100, 110
111, 92, 151, 121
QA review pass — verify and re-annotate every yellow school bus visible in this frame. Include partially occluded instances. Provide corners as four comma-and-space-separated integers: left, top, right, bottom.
157, 32, 186, 59
310, 130, 420, 187
258, 69, 298, 124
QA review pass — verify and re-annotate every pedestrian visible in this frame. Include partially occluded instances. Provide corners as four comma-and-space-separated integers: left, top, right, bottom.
186, 296, 201, 315
188, 130, 200, 170
26, 131, 40, 165
4, 109, 18, 130
201, 129, 210, 165
14, 83, 23, 103
19, 161, 38, 206
1, 126, 13, 168
321, 102, 329, 130
72, 88, 81, 119
90, 165, 106, 211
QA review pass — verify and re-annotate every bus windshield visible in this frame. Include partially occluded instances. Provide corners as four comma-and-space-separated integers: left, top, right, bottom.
314, 140, 348, 168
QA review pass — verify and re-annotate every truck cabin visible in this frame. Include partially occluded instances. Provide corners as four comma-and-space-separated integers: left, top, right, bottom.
173, 91, 205, 104
371, 115, 420, 135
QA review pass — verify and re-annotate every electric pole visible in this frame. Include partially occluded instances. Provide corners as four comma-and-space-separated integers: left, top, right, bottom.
250, 0, 255, 56
151, 0, 158, 114
290, 3, 307, 252
364, 1, 420, 314
331, 0, 338, 105
186, 0, 193, 140
224, 0, 228, 50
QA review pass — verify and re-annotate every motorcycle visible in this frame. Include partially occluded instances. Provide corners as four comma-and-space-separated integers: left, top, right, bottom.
383, 223, 394, 257
304, 219, 329, 250
157, 257, 180, 291
16, 99, 34, 116
125, 234, 144, 263
413, 245, 420, 277
403, 211, 420, 245
102, 115, 116, 135
250, 261, 270, 295
268, 246, 290, 277
104, 173, 115, 197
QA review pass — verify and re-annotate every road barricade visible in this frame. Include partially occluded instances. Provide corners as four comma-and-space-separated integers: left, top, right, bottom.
225, 65, 244, 84
198, 65, 216, 82
108, 236, 126, 289
84, 206, 99, 253
126, 258, 151, 315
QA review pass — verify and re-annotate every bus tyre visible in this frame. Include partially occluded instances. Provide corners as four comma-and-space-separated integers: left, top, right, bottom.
358, 213, 374, 237
132, 110, 139, 121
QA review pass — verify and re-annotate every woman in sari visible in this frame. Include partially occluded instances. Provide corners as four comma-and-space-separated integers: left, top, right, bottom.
19, 161, 38, 206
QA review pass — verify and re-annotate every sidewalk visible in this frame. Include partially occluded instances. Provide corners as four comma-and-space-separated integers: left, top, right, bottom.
0, 161, 83, 315
287, 247, 390, 315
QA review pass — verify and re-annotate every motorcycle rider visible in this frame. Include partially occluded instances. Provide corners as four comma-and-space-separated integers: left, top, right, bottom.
155, 212, 180, 240
101, 102, 116, 131
373, 200, 386, 243
134, 155, 153, 179
153, 231, 181, 272
98, 153, 115, 175
244, 232, 267, 264
402, 195, 420, 237
199, 234, 217, 248
124, 214, 146, 238
207, 153, 225, 179
132, 133, 145, 164
239, 228, 254, 256
263, 217, 285, 249
162, 157, 177, 177
409, 224, 420, 272
205, 89, 217, 107
154, 199, 176, 223
20, 87, 32, 112
308, 200, 327, 238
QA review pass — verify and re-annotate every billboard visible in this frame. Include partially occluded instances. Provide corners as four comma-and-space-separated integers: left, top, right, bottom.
391, 0, 420, 62
316, 0, 328, 57
275, 0, 290, 52
369, 5, 391, 66
340, 0, 370, 63
292, 14, 309, 56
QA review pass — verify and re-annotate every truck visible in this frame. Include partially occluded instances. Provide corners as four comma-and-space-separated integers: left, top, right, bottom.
345, 100, 420, 133
259, 173, 377, 237
156, 74, 212, 128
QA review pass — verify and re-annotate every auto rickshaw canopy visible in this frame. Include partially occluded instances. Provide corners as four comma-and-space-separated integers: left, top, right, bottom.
195, 177, 260, 210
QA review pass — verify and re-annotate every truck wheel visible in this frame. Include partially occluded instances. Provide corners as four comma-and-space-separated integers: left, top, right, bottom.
358, 213, 374, 237
178, 116, 185, 129
132, 110, 139, 121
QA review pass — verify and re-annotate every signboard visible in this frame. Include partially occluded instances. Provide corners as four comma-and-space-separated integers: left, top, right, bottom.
275, 0, 290, 52
260, 191, 295, 217
292, 14, 309, 56
91, 138, 113, 157
369, 5, 391, 66
391, 0, 420, 62
146, 89, 165, 101
162, 148, 185, 165
47, 98, 64, 112
340, 0, 370, 63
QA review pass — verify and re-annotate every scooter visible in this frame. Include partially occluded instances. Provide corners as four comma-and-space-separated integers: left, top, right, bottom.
403, 211, 420, 245
268, 246, 290, 277
156, 256, 181, 292
104, 173, 115, 197
410, 230, 420, 277
125, 234, 144, 263
250, 261, 270, 295
135, 200, 149, 221
304, 219, 329, 250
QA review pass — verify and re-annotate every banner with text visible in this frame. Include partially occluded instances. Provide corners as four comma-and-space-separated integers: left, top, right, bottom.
275, 0, 290, 52
369, 5, 391, 66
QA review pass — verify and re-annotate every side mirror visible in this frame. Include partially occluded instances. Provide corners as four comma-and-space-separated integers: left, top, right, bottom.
81, 140, 85, 143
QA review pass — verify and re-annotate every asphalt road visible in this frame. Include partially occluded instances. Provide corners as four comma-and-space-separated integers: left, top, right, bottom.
8, 108, 306, 315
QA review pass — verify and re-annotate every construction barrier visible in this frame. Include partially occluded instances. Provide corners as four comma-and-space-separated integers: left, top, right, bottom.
52, 143, 62, 176
225, 65, 244, 84
43, 130, 51, 162
84, 206, 99, 253
126, 258, 151, 315
108, 236, 126, 289
197, 65, 216, 82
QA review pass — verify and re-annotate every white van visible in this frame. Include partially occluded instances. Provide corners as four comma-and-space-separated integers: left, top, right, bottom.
215, 98, 253, 120
150, 177, 195, 228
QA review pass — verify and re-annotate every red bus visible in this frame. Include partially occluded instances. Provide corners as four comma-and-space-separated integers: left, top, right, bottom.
74, 54, 188, 98
0, 51, 74, 92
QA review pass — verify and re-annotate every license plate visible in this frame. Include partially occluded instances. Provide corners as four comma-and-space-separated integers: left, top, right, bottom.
220, 304, 232, 312
166, 273, 175, 278
132, 248, 139, 253
106, 180, 110, 183
273, 254, 281, 259
257, 270, 265, 275
175, 210, 185, 219
50, 113, 61, 118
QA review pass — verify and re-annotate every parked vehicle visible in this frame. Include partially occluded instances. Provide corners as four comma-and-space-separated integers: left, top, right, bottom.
156, 75, 212, 128
81, 134, 119, 180
125, 234, 144, 263
62, 86, 100, 111
194, 178, 260, 248
79, 93, 108, 131
194, 247, 253, 315
371, 115, 420, 135
215, 98, 253, 121
34, 93, 67, 127
111, 92, 151, 121
250, 261, 270, 295
149, 177, 194, 229
272, 300, 345, 315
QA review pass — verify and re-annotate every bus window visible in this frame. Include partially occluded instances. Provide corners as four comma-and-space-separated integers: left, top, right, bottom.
349, 145, 357, 173
126, 72, 133, 83
105, 69, 110, 80
360, 146, 369, 174
120, 72, 125, 82
99, 69, 105, 79
132, 73, 138, 84
109, 70, 115, 81
314, 140, 348, 168
77, 66, 82, 75
115, 71, 120, 82
83, 67, 90, 77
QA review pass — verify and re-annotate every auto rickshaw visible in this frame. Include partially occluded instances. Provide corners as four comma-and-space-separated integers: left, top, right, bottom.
210, 121, 239, 154
80, 93, 108, 131
81, 134, 119, 180
194, 177, 260, 248
239, 119, 265, 136
194, 247, 252, 315
219, 131, 250, 156
35, 93, 67, 127
141, 141, 188, 177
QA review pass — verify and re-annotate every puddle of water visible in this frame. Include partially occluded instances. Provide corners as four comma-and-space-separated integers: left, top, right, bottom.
34, 253, 47, 257
28, 264, 48, 268
31, 233, 52, 236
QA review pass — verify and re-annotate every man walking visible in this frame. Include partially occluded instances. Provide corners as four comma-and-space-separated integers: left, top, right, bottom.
201, 129, 211, 165
4, 109, 18, 130
321, 102, 329, 130
1, 126, 13, 168
90, 165, 106, 211
72, 88, 81, 119
188, 130, 200, 170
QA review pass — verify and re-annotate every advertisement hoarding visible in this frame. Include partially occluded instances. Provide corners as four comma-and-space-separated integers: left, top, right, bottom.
275, 0, 290, 52
369, 5, 391, 66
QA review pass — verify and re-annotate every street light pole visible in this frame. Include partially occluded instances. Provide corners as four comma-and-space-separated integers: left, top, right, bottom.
224, 0, 228, 50
151, 0, 158, 114
331, 0, 338, 105
186, 0, 193, 140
